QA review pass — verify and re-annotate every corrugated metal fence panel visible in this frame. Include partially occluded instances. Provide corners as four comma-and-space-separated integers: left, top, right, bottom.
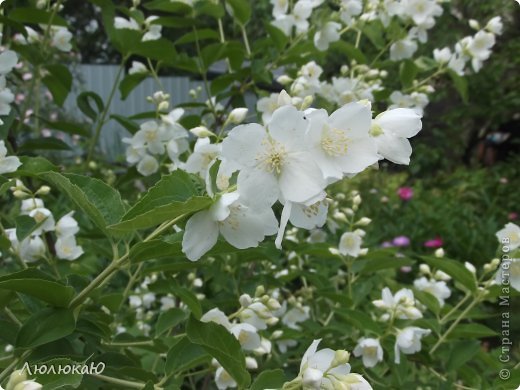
64, 64, 208, 159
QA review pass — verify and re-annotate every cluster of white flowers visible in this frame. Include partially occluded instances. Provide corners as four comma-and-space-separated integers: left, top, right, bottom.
3, 182, 83, 263
270, 0, 324, 37
199, 286, 312, 389
123, 106, 189, 176
180, 90, 421, 261
434, 17, 503, 75
0, 50, 18, 123
278, 61, 386, 108
14, 26, 73, 52
283, 339, 371, 390
414, 263, 452, 306
494, 222, 520, 292
114, 15, 162, 42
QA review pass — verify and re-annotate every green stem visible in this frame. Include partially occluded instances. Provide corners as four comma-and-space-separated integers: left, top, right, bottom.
68, 215, 185, 309
87, 58, 127, 163
4, 307, 21, 326
440, 292, 470, 324
240, 24, 251, 57
430, 295, 482, 355
90, 373, 162, 389
0, 350, 31, 383
102, 340, 154, 348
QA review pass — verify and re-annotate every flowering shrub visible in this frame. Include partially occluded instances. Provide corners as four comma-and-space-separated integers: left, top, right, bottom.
0, 0, 518, 389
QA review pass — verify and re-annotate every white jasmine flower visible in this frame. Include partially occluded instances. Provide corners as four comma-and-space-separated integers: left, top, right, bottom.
390, 38, 418, 61
314, 22, 341, 51
0, 50, 18, 74
485, 16, 503, 35
282, 306, 310, 329
182, 192, 278, 261
340, 0, 362, 25
295, 339, 372, 389
114, 16, 140, 30
271, 0, 289, 18
373, 287, 423, 320
129, 61, 148, 75
142, 18, 162, 41
394, 327, 431, 363
6, 229, 46, 263
272, 14, 296, 36
160, 296, 175, 311
136, 155, 159, 176
0, 76, 15, 116
185, 138, 221, 179
229, 323, 262, 351
51, 27, 73, 52
467, 30, 495, 61
292, 0, 313, 34
496, 222, 520, 251
29, 207, 55, 233
402, 0, 443, 26
201, 308, 232, 329
413, 277, 451, 306
433, 47, 451, 64
221, 106, 325, 207
495, 259, 520, 292
55, 235, 84, 260
306, 102, 380, 180
55, 211, 79, 238
215, 366, 237, 390
0, 140, 21, 174
353, 338, 384, 368
370, 108, 422, 165
339, 231, 363, 257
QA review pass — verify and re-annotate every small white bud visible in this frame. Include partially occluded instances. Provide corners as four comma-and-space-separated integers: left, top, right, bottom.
276, 75, 293, 85
359, 248, 369, 256
352, 194, 362, 206
464, 262, 477, 275
419, 264, 431, 275
228, 108, 248, 124
434, 248, 445, 258
469, 19, 480, 30
239, 294, 252, 307
158, 101, 170, 112
189, 126, 214, 138
356, 217, 371, 226
300, 95, 314, 110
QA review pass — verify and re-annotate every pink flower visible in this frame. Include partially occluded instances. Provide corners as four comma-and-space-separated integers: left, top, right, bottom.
424, 237, 443, 248
400, 266, 412, 273
381, 241, 393, 248
397, 187, 413, 201
393, 236, 410, 247
508, 212, 518, 221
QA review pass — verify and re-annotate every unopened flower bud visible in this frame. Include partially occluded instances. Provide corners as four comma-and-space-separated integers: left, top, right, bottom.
330, 350, 350, 367
36, 185, 51, 195
352, 194, 362, 206
356, 217, 371, 226
189, 126, 213, 138
255, 285, 265, 297
13, 190, 29, 199
333, 211, 348, 222
469, 19, 480, 30
359, 248, 369, 256
266, 317, 279, 326
276, 75, 293, 85
267, 298, 281, 311
228, 108, 248, 124
419, 264, 431, 275
6, 370, 27, 389
300, 95, 314, 110
239, 294, 252, 307
272, 330, 283, 339
465, 262, 477, 275
88, 161, 98, 170
158, 101, 170, 112
434, 248, 445, 258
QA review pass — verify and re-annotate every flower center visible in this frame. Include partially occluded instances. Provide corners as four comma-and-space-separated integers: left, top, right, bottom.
256, 138, 287, 174
321, 126, 349, 157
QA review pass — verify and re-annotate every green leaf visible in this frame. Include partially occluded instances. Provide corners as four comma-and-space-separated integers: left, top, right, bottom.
155, 308, 187, 337
18, 137, 71, 152
331, 41, 367, 64
165, 336, 209, 375
194, 0, 225, 19
399, 60, 418, 89
110, 196, 210, 232
250, 369, 286, 390
109, 171, 207, 232
33, 358, 84, 389
186, 316, 250, 387
414, 289, 441, 316
110, 114, 139, 134
226, 0, 251, 24
171, 287, 202, 319
0, 269, 75, 307
15, 215, 46, 242
0, 110, 16, 140
422, 256, 477, 292
40, 172, 126, 235
144, 0, 193, 13
446, 340, 480, 371
77, 91, 105, 121
448, 69, 468, 104
42, 64, 73, 107
16, 308, 76, 348
175, 29, 220, 45
264, 24, 288, 51
8, 7, 68, 26
130, 234, 183, 263
119, 73, 148, 100
131, 38, 177, 65
447, 323, 498, 339
16, 156, 58, 176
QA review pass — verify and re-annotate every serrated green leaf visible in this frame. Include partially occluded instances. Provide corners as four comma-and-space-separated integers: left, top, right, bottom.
186, 316, 250, 387
251, 369, 286, 390
165, 336, 209, 375
16, 308, 76, 348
